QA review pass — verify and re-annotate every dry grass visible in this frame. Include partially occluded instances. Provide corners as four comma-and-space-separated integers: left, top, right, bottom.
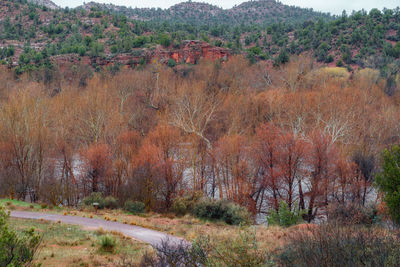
3, 199, 298, 252
10, 218, 151, 267
68, 209, 295, 252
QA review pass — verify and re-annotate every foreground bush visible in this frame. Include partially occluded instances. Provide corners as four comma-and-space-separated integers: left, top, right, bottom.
102, 196, 119, 209
278, 223, 400, 267
140, 228, 273, 267
208, 228, 273, 267
171, 192, 203, 216
124, 200, 146, 214
0, 207, 41, 266
171, 198, 188, 217
140, 238, 209, 266
192, 199, 251, 225
327, 203, 381, 225
134, 224, 400, 266
82, 192, 119, 210
99, 235, 116, 253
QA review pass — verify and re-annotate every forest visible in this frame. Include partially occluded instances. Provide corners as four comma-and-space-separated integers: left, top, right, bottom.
0, 0, 399, 78
1, 1, 400, 266
0, 54, 398, 223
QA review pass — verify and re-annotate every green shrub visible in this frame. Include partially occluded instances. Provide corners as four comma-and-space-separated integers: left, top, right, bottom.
102, 196, 119, 210
247, 46, 262, 55
171, 192, 203, 216
99, 235, 116, 253
214, 40, 223, 47
222, 202, 251, 225
376, 145, 400, 225
40, 203, 48, 209
0, 207, 41, 266
171, 198, 187, 217
192, 199, 250, 225
325, 54, 334, 63
336, 59, 344, 67
124, 201, 146, 214
82, 192, 119, 210
167, 58, 176, 68
83, 192, 104, 207
158, 33, 172, 47
259, 53, 269, 60
267, 201, 304, 227
275, 49, 290, 65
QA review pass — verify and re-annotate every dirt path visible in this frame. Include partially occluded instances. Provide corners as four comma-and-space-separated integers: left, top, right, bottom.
10, 211, 186, 247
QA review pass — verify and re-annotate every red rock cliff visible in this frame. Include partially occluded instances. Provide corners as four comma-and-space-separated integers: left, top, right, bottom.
52, 40, 230, 69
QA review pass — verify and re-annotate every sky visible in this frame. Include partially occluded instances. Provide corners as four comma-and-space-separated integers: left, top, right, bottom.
52, 0, 399, 15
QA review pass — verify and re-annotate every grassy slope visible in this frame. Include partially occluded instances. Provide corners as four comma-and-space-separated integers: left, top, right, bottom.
0, 198, 42, 208
2, 198, 294, 253
10, 217, 150, 266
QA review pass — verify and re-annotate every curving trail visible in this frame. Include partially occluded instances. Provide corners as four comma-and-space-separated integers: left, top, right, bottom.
10, 211, 186, 247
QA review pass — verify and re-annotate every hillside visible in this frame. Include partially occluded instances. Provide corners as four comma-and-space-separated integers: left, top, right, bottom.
0, 0, 232, 75
1, 1, 400, 266
0, 0, 398, 80
246, 9, 400, 69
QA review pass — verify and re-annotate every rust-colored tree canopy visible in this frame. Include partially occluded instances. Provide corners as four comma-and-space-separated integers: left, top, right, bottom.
0, 55, 398, 219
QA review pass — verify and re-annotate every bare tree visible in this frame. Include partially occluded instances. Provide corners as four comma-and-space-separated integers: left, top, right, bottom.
169, 82, 221, 149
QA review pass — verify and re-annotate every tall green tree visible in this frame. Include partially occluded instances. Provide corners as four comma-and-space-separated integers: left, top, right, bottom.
376, 145, 400, 224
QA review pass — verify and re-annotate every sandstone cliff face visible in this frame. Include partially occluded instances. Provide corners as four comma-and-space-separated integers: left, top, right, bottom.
157, 40, 230, 65
52, 41, 231, 69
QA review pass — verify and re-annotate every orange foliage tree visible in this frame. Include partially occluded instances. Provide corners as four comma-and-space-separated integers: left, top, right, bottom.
214, 135, 257, 212
0, 56, 396, 221
81, 144, 112, 194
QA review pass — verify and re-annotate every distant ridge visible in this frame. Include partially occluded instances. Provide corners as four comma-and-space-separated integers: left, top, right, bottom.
79, 0, 333, 25
1, 0, 397, 74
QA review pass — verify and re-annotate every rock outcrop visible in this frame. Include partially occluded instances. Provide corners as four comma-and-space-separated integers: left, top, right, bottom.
156, 40, 230, 65
52, 40, 231, 69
